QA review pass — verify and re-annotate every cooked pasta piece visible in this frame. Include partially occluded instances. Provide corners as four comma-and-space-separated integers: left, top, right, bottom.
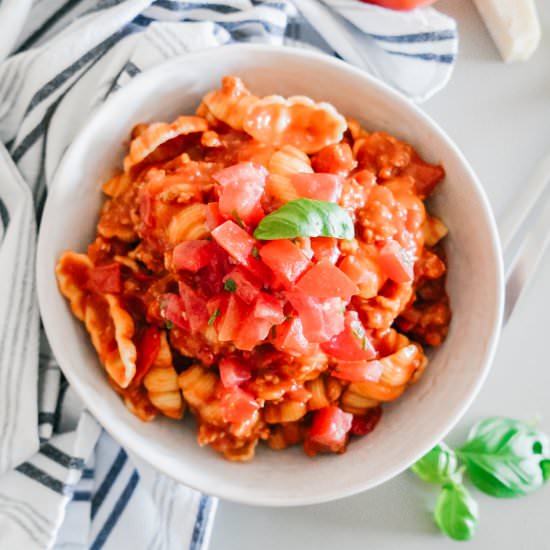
264, 400, 307, 424
340, 387, 379, 416
423, 215, 449, 247
109, 377, 157, 422
102, 171, 133, 198
166, 202, 209, 244
266, 145, 313, 202
56, 251, 93, 320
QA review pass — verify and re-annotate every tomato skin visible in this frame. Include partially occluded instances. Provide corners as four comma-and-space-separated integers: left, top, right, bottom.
219, 356, 252, 388
205, 202, 224, 231
161, 293, 190, 330
211, 220, 258, 269
296, 260, 359, 299
350, 407, 382, 436
213, 162, 267, 224
217, 294, 248, 342
377, 240, 414, 283
311, 237, 340, 264
220, 386, 259, 424
291, 173, 343, 202
253, 292, 285, 324
172, 240, 214, 272
309, 406, 353, 448
271, 316, 312, 355
196, 243, 232, 296
360, 0, 438, 11
311, 143, 355, 176
331, 359, 383, 382
259, 239, 311, 287
87, 263, 121, 294
321, 311, 376, 360
286, 290, 344, 343
223, 266, 261, 304
135, 326, 161, 384
178, 282, 209, 333
234, 315, 272, 351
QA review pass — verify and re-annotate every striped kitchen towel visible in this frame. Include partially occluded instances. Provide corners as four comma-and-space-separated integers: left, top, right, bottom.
0, 0, 458, 549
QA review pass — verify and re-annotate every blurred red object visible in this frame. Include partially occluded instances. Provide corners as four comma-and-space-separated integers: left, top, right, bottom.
360, 0, 438, 10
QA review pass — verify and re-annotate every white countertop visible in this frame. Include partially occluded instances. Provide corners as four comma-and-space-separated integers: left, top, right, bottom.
211, 2, 550, 548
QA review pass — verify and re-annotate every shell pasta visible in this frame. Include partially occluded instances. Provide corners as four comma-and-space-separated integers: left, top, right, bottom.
56, 76, 450, 461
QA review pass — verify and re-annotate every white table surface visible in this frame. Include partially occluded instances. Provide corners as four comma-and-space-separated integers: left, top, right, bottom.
210, 1, 550, 548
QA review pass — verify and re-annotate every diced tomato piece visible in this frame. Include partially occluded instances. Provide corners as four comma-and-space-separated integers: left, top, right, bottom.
178, 282, 209, 333
87, 263, 121, 294
338, 254, 384, 298
286, 290, 344, 343
271, 316, 312, 355
311, 143, 355, 175
217, 294, 248, 341
253, 292, 285, 324
172, 240, 214, 272
311, 237, 339, 264
219, 356, 252, 388
291, 173, 343, 203
259, 239, 311, 287
206, 294, 227, 330
135, 326, 161, 384
331, 359, 383, 382
350, 407, 382, 436
234, 315, 272, 351
214, 162, 267, 224
321, 311, 376, 360
220, 386, 259, 424
296, 260, 359, 299
161, 293, 190, 330
223, 266, 261, 304
309, 406, 352, 448
205, 202, 224, 230
377, 240, 414, 283
212, 220, 260, 273
196, 243, 232, 296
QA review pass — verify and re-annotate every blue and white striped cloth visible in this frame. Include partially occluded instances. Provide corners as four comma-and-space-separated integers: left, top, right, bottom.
0, 0, 458, 548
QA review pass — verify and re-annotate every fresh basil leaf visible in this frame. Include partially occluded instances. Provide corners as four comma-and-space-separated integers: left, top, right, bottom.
253, 198, 354, 240
457, 417, 550, 498
411, 443, 460, 485
434, 483, 478, 541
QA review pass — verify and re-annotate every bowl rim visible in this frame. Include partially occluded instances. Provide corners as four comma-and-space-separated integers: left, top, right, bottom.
37, 43, 504, 506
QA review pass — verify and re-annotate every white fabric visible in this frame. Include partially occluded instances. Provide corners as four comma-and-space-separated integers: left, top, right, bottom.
0, 0, 458, 548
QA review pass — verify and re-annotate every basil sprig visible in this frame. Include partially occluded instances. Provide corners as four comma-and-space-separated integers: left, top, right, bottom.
434, 482, 479, 541
253, 198, 354, 240
411, 417, 550, 541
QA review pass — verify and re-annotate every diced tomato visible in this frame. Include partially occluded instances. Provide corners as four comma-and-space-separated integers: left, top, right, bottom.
172, 240, 214, 272
259, 239, 311, 287
134, 326, 161, 384
219, 356, 252, 388
220, 386, 259, 424
161, 293, 189, 330
311, 143, 355, 176
205, 202, 224, 230
296, 260, 359, 299
321, 311, 376, 360
196, 243, 232, 296
234, 315, 272, 351
223, 266, 261, 304
217, 294, 248, 341
291, 172, 343, 203
178, 282, 209, 333
338, 254, 384, 298
311, 237, 339, 264
211, 220, 260, 273
404, 156, 445, 198
206, 294, 227, 330
377, 240, 414, 283
331, 360, 383, 383
350, 407, 382, 436
213, 162, 267, 224
286, 290, 344, 343
271, 316, 312, 355
87, 263, 121, 294
309, 406, 353, 448
253, 292, 285, 324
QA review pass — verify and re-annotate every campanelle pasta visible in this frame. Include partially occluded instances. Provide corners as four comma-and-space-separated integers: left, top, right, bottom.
56, 76, 451, 461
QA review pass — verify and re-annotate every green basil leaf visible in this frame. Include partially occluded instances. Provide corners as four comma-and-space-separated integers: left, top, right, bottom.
411, 443, 460, 484
434, 483, 478, 541
457, 417, 550, 498
253, 198, 354, 240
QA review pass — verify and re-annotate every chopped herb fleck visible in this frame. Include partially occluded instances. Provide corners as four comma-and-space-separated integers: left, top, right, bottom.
252, 246, 260, 259
165, 320, 174, 330
208, 307, 221, 326
361, 336, 367, 350
231, 209, 244, 228
224, 278, 237, 293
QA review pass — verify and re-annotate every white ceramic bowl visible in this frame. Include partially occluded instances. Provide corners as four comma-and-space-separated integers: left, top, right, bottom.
37, 44, 504, 506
